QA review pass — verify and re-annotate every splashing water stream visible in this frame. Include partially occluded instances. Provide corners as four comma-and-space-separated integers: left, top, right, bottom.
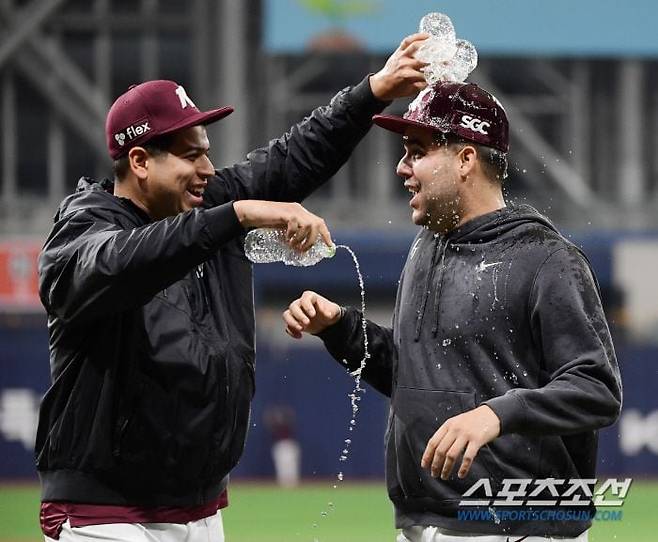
244, 232, 371, 540
313, 244, 371, 538
334, 245, 370, 460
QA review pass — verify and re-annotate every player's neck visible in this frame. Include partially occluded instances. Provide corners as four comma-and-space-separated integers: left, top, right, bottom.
114, 178, 152, 219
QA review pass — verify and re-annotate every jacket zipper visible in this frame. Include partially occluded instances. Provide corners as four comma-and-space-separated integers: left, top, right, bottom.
112, 416, 130, 457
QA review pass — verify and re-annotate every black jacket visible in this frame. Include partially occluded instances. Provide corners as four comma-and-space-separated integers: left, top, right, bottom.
36, 78, 386, 507
319, 205, 622, 537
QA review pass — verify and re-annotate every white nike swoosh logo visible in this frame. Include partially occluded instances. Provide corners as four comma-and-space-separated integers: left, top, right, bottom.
476, 261, 502, 272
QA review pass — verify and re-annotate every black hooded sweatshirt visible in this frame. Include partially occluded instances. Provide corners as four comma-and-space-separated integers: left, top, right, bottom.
35, 77, 387, 507
319, 204, 622, 537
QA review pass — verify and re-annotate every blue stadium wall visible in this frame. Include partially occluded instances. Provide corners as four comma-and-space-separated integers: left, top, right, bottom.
1, 232, 657, 481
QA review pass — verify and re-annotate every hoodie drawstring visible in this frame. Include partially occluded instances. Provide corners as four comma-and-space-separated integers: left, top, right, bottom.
414, 236, 444, 342
431, 243, 449, 338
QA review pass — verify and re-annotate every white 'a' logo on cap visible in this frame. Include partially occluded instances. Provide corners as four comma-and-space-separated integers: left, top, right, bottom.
175, 85, 197, 109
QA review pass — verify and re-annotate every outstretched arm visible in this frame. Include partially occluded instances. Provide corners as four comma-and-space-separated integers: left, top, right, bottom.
40, 200, 333, 325
205, 33, 429, 206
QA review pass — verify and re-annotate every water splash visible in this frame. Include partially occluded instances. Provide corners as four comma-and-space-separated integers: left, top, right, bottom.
312, 244, 371, 536
329, 245, 370, 475
488, 505, 501, 525
335, 244, 370, 441
415, 12, 477, 83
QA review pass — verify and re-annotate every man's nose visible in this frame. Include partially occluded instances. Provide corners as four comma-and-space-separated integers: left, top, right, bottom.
198, 154, 215, 177
396, 156, 412, 179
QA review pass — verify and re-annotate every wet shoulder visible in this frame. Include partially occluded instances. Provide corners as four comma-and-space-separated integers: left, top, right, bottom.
506, 221, 581, 272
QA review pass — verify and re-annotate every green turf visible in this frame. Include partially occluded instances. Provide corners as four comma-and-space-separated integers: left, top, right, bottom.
0, 481, 655, 541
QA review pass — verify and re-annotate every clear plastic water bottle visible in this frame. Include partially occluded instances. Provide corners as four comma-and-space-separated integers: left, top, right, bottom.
244, 228, 336, 267
415, 12, 477, 84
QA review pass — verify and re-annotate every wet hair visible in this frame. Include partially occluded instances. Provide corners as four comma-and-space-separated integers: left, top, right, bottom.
433, 132, 508, 183
112, 133, 176, 181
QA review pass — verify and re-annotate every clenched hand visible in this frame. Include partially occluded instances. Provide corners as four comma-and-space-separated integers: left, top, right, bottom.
282, 290, 341, 339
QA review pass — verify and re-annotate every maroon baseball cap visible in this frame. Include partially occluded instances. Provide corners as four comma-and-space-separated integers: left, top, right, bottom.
106, 80, 234, 159
373, 82, 509, 153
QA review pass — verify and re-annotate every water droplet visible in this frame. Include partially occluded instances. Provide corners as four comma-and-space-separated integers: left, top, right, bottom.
337, 472, 344, 481
488, 506, 501, 525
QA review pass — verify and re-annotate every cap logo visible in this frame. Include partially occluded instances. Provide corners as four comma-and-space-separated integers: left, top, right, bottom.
175, 85, 196, 109
114, 120, 151, 148
460, 114, 490, 135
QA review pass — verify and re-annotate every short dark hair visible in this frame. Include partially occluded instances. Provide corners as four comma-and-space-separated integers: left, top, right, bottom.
433, 132, 508, 183
112, 133, 176, 181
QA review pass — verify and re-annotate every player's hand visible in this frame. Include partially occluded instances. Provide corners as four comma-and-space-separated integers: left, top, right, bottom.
421, 405, 501, 480
282, 290, 342, 339
233, 200, 332, 252
369, 33, 430, 101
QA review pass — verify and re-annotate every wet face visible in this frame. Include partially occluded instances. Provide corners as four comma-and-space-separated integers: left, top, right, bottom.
142, 125, 214, 220
396, 126, 464, 233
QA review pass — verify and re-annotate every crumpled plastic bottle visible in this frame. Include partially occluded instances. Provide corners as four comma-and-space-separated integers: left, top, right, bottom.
244, 228, 336, 267
416, 12, 478, 84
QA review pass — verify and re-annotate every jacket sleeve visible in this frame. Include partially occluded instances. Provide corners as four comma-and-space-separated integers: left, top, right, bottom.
484, 247, 623, 436
316, 306, 397, 397
38, 203, 243, 325
203, 77, 389, 206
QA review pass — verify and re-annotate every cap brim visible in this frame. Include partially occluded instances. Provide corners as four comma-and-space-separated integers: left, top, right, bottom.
372, 114, 448, 136
160, 106, 234, 136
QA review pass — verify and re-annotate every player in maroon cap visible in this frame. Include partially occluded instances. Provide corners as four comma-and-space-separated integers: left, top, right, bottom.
283, 81, 621, 541
35, 34, 430, 542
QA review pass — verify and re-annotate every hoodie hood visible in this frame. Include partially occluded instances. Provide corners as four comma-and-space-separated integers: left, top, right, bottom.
54, 177, 150, 225
445, 204, 559, 245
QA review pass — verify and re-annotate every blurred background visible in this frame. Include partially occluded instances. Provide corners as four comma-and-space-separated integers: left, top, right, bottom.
1, 0, 657, 540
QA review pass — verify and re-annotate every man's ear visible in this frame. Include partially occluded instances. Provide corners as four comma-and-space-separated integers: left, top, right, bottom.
458, 145, 477, 179
128, 147, 150, 180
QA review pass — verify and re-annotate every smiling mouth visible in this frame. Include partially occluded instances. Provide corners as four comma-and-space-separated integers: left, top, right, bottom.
406, 185, 420, 206
186, 187, 204, 198
405, 181, 420, 197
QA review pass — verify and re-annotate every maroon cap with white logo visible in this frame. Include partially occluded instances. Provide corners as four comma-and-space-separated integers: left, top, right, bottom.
373, 81, 509, 153
105, 80, 234, 159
